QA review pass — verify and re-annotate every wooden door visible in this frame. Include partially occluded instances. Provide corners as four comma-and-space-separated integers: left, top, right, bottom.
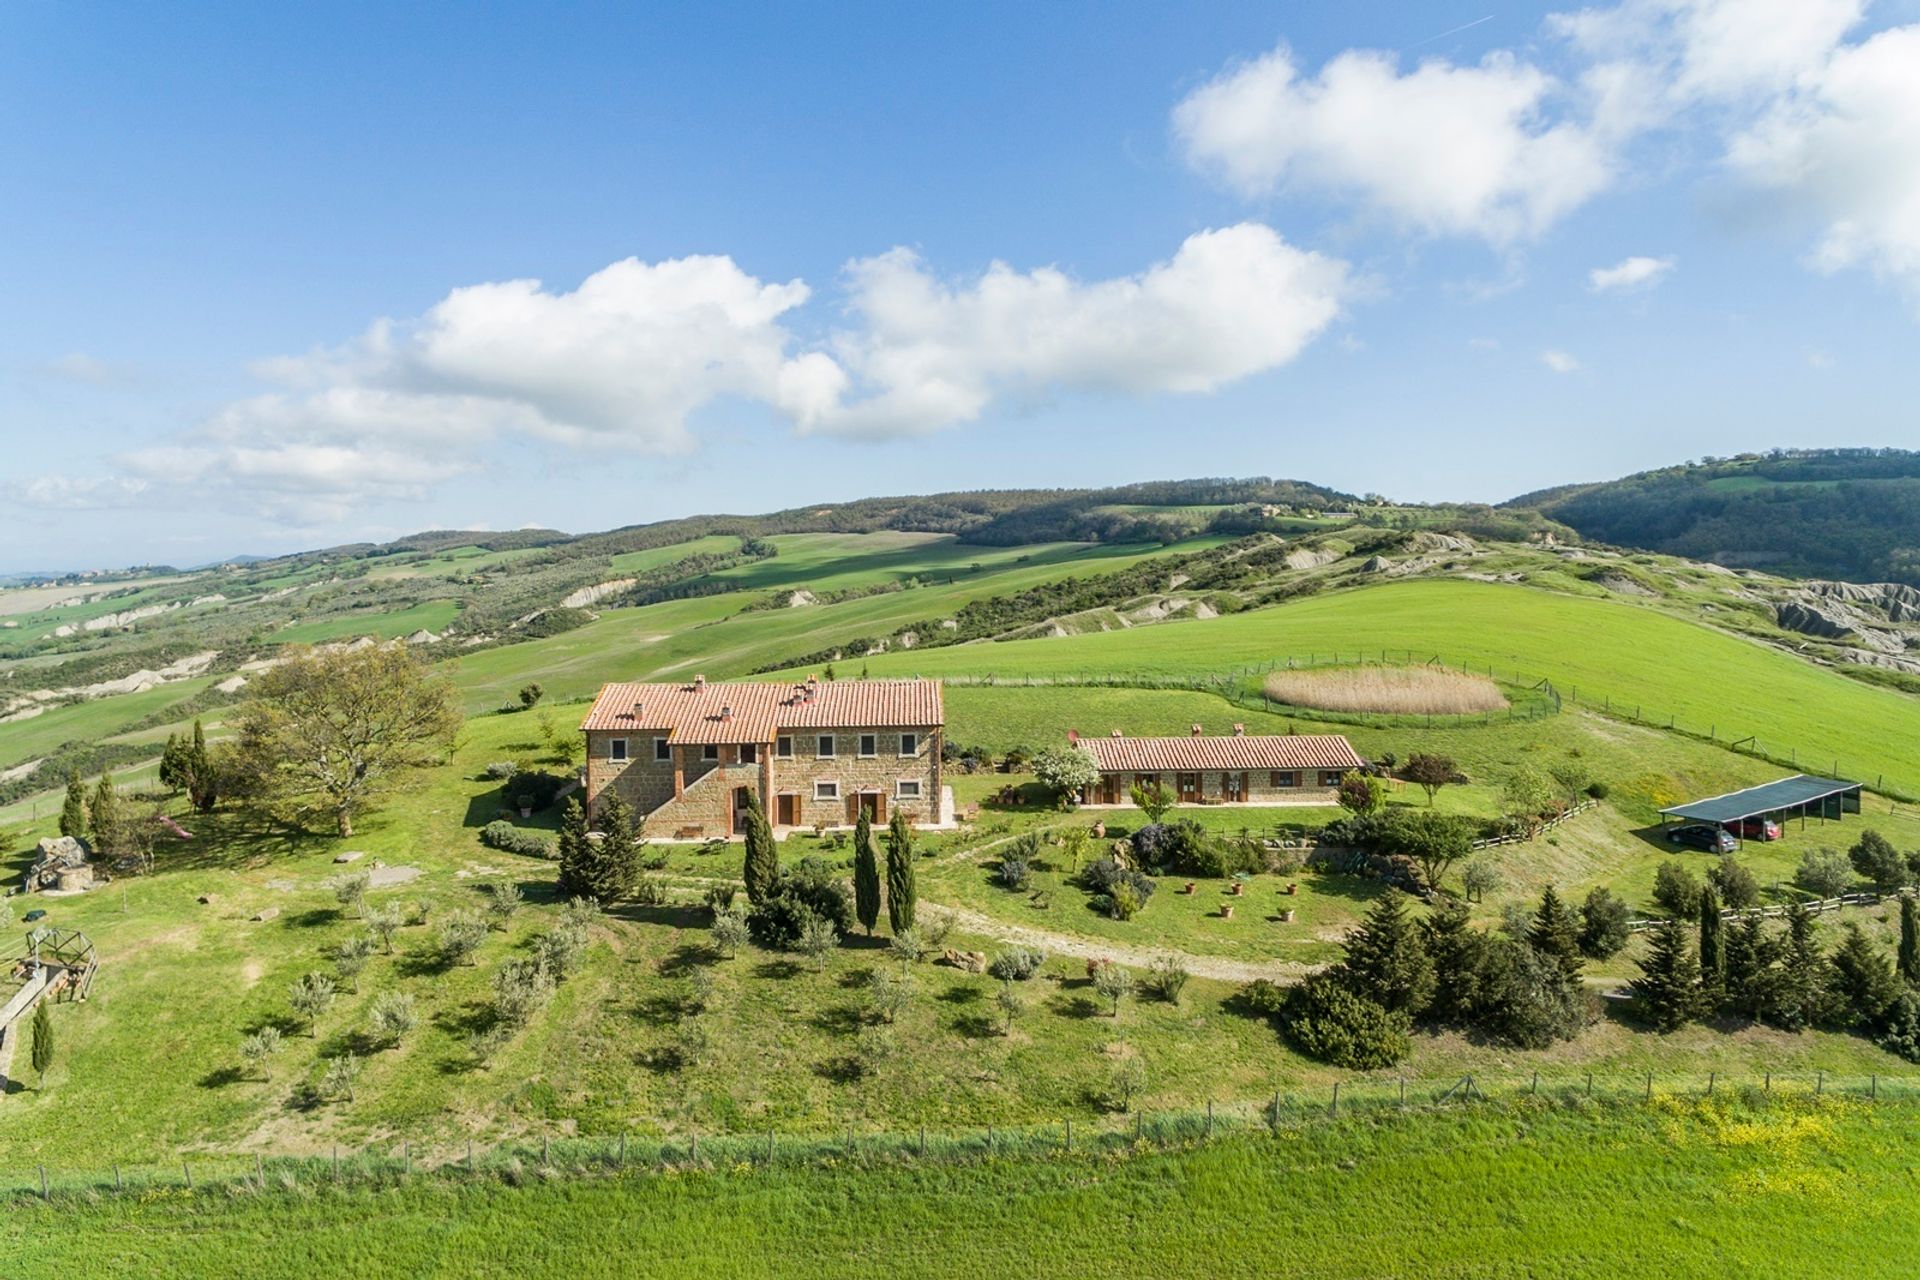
775, 794, 798, 826
1177, 772, 1201, 803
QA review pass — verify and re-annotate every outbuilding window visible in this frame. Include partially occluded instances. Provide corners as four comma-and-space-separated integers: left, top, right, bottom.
896, 779, 922, 799
859, 734, 878, 758
815, 780, 840, 801
899, 733, 918, 756
654, 737, 671, 761
818, 735, 836, 759
609, 738, 628, 762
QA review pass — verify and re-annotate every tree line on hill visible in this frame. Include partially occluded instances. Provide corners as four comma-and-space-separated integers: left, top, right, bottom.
1513, 448, 1920, 584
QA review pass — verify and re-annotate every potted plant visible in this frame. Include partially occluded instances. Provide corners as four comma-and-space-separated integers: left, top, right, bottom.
1220, 904, 1235, 920
515, 793, 533, 819
1231, 881, 1245, 897
1184, 881, 1196, 894
1281, 908, 1295, 923
1286, 882, 1298, 895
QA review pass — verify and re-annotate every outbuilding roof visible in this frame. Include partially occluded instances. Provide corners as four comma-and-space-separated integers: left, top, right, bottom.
581, 677, 943, 743
1658, 773, 1861, 826
1077, 732, 1365, 774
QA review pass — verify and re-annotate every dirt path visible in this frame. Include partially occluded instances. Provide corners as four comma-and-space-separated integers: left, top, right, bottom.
931, 904, 1315, 984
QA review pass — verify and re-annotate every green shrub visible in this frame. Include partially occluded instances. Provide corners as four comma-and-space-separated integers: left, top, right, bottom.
480, 821, 554, 859
746, 857, 853, 951
1652, 861, 1702, 918
1281, 974, 1410, 1069
988, 947, 1046, 983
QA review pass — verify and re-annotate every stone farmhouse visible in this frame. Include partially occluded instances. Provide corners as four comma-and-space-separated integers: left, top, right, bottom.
582, 675, 946, 838
1069, 725, 1365, 807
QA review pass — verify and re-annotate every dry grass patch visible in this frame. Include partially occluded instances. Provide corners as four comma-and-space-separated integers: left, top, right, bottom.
1262, 665, 1509, 716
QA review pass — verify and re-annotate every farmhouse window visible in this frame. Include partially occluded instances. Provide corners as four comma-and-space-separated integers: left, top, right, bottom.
609, 738, 628, 762
815, 780, 840, 801
896, 779, 922, 799
740, 743, 758, 764
859, 734, 878, 758
702, 744, 720, 762
1270, 770, 1298, 788
777, 736, 793, 758
654, 737, 671, 761
899, 732, 918, 757
1319, 770, 1344, 787
818, 735, 836, 759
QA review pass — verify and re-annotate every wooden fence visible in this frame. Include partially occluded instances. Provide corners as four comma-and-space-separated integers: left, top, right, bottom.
1628, 889, 1898, 933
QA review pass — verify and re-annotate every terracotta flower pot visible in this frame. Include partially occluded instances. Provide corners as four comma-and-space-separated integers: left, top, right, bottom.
1184, 882, 1196, 894
1220, 904, 1235, 920
1287, 882, 1298, 895
1231, 882, 1245, 896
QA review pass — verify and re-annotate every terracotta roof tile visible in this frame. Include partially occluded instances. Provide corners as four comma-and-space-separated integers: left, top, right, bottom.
1079, 733, 1364, 773
582, 677, 942, 743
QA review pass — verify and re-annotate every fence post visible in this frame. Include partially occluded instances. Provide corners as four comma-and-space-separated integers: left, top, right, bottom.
256, 1152, 265, 1184
542, 1136, 550, 1167
1272, 1089, 1282, 1132
38, 1165, 47, 1199
691, 1131, 699, 1163
1585, 1072, 1593, 1099
918, 1126, 926, 1158
1817, 1071, 1824, 1096
1645, 1073, 1653, 1101
1064, 1118, 1071, 1152
333, 1145, 339, 1181
1207, 1099, 1215, 1137
114, 1164, 121, 1192
1707, 1072, 1715, 1096
1135, 1112, 1143, 1143
183, 1160, 192, 1190
1399, 1078, 1407, 1108
1765, 1072, 1771, 1094
618, 1133, 626, 1167
1872, 1074, 1878, 1100
468, 1140, 475, 1174
1330, 1082, 1340, 1115
404, 1141, 411, 1177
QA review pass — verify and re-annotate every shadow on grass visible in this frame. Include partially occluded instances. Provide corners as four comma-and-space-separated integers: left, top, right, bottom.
656, 943, 712, 978
809, 1002, 867, 1035
197, 1065, 248, 1089
836, 964, 877, 991
751, 959, 803, 981
950, 1012, 998, 1040
632, 993, 687, 1028
1048, 992, 1105, 1020
615, 903, 708, 930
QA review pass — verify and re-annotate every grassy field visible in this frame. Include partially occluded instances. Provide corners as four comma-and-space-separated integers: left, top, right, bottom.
274, 599, 463, 644
7, 1097, 1913, 1278
857, 578, 1920, 794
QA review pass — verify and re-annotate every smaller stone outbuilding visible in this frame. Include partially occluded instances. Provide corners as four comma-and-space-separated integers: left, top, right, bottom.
22, 836, 96, 894
1069, 726, 1365, 808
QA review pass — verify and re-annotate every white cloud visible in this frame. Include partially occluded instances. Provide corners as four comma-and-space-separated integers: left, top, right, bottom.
18, 229, 1348, 522
36, 352, 146, 389
809, 224, 1348, 436
1541, 349, 1583, 373
1589, 255, 1676, 291
6, 475, 150, 510
1724, 24, 1920, 290
1173, 43, 1617, 242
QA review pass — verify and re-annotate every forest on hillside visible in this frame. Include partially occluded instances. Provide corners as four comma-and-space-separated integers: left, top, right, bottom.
1511, 449, 1920, 584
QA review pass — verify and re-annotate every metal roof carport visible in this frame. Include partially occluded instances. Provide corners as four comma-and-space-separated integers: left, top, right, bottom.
1658, 774, 1862, 841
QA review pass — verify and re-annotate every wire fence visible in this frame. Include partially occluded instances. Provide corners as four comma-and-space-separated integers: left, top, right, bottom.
10, 1070, 1918, 1202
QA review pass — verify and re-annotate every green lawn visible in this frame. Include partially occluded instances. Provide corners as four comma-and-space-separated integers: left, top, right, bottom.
0, 674, 221, 769
8, 1098, 1915, 1279
608, 534, 742, 575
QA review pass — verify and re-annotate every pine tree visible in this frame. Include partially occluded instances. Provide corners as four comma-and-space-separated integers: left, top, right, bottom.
59, 774, 88, 841
885, 808, 916, 934
1630, 917, 1703, 1032
1724, 911, 1779, 1019
1697, 886, 1726, 1009
89, 772, 120, 849
741, 791, 779, 904
1338, 891, 1434, 1016
852, 808, 881, 936
1899, 896, 1920, 987
1527, 886, 1583, 982
1830, 922, 1900, 1028
28, 999, 54, 1087
1769, 904, 1836, 1031
1420, 898, 1492, 1026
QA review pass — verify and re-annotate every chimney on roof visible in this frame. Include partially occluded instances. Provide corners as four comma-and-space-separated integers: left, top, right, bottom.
720, 704, 733, 722
632, 701, 644, 718
1190, 723, 1204, 737
693, 674, 706, 690
1232, 723, 1245, 736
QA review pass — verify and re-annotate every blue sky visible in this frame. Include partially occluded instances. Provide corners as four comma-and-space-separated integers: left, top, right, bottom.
3, 1, 1918, 568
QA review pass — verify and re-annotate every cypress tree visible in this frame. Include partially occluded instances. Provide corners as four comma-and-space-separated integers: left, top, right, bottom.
1527, 886, 1583, 982
742, 791, 779, 904
1697, 886, 1726, 1009
1899, 896, 1920, 987
852, 808, 881, 936
29, 999, 54, 1087
89, 772, 120, 849
1630, 916, 1703, 1032
885, 809, 916, 934
59, 774, 88, 841
1420, 898, 1492, 1026
159, 732, 187, 792
187, 718, 216, 812
593, 794, 642, 903
554, 797, 598, 900
1339, 891, 1434, 1016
